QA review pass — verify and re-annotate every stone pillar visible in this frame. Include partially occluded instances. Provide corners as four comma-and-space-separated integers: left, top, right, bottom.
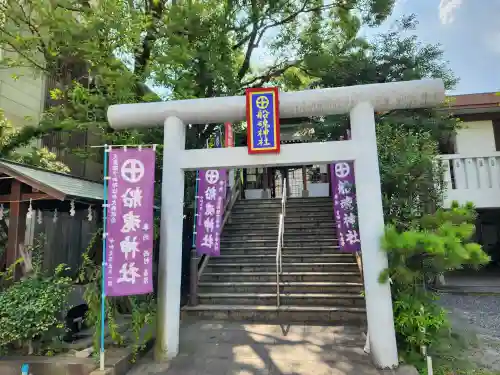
285, 169, 290, 197
327, 162, 333, 197
261, 168, 270, 198
350, 102, 398, 369
301, 166, 309, 197
155, 116, 185, 361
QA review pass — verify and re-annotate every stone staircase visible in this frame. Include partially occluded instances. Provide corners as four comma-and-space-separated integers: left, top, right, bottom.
183, 197, 366, 327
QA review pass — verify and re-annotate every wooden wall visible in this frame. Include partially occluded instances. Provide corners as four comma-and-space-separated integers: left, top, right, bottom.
34, 209, 99, 275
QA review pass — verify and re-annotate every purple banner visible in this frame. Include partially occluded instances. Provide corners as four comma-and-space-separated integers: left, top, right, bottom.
330, 161, 361, 253
106, 148, 155, 296
196, 169, 228, 256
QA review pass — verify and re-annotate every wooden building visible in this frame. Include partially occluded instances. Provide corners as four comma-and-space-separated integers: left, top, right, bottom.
0, 159, 103, 276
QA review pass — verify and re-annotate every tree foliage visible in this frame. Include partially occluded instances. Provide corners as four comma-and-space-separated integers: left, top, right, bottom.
0, 0, 400, 205
0, 236, 73, 356
0, 0, 396, 148
291, 14, 461, 229
377, 122, 443, 230
303, 15, 458, 145
379, 202, 489, 358
0, 266, 72, 354
0, 110, 69, 172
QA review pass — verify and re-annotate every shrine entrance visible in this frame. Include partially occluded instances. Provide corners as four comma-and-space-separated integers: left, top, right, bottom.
243, 164, 331, 199
107, 79, 445, 369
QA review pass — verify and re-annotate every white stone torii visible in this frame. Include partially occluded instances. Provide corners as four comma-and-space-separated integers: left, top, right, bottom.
107, 79, 445, 369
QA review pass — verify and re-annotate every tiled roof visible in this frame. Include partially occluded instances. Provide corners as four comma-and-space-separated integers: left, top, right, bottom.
0, 159, 103, 202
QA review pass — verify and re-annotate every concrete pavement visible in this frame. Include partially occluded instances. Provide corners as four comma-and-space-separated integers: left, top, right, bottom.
126, 321, 397, 375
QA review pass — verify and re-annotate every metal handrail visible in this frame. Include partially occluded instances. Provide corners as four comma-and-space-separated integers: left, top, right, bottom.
276, 178, 287, 307
276, 214, 284, 307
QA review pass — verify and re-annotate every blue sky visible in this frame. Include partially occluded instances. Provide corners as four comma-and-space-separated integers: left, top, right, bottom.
154, 0, 498, 97
250, 0, 499, 96
364, 0, 500, 95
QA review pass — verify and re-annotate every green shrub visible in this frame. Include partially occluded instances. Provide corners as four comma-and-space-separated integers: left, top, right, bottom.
0, 264, 73, 353
380, 202, 490, 358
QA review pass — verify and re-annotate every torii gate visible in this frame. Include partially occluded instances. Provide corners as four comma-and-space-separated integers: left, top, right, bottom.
107, 79, 445, 369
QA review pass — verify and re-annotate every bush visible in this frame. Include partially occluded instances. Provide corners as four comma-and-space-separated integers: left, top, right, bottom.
0, 236, 74, 353
379, 202, 490, 358
377, 122, 445, 231
0, 264, 73, 354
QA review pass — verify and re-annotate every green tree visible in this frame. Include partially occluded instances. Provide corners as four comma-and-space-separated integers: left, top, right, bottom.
0, 0, 396, 147
0, 0, 399, 204
303, 15, 458, 142
0, 110, 69, 172
376, 122, 443, 230
379, 203, 489, 366
293, 15, 461, 226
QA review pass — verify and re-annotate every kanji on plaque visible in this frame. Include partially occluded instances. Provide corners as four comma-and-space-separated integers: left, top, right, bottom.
330, 161, 361, 253
106, 148, 155, 296
246, 87, 280, 154
196, 168, 228, 256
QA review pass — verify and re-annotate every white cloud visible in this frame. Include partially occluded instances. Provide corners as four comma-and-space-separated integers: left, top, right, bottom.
439, 0, 463, 25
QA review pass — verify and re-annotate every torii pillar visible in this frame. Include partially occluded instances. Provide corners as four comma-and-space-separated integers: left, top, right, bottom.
107, 79, 445, 369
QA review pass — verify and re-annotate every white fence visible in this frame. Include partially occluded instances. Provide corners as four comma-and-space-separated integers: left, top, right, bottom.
439, 153, 500, 208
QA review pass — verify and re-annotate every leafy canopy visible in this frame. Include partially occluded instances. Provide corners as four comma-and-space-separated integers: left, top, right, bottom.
0, 110, 69, 172
0, 0, 396, 151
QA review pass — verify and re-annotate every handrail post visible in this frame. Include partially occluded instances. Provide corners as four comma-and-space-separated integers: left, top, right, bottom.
189, 247, 198, 306
276, 215, 282, 308
276, 178, 287, 308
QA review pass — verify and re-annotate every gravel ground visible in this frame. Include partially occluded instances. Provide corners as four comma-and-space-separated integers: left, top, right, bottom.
438, 293, 500, 371
439, 294, 500, 338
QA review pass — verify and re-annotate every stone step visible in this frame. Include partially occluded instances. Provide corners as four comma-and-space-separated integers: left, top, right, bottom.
236, 197, 332, 205
228, 218, 336, 226
237, 197, 332, 204
225, 221, 335, 230
221, 233, 337, 241
232, 205, 333, 214
198, 282, 364, 295
182, 304, 367, 326
223, 226, 337, 235
209, 254, 353, 264
204, 262, 359, 273
200, 271, 362, 283
218, 245, 344, 255
227, 217, 335, 226
221, 238, 339, 248
233, 202, 332, 209
198, 292, 365, 307
230, 211, 334, 219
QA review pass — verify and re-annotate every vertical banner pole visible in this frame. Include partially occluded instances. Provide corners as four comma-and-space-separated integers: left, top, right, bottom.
100, 144, 109, 371
214, 126, 227, 198
192, 171, 199, 247
224, 122, 235, 192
